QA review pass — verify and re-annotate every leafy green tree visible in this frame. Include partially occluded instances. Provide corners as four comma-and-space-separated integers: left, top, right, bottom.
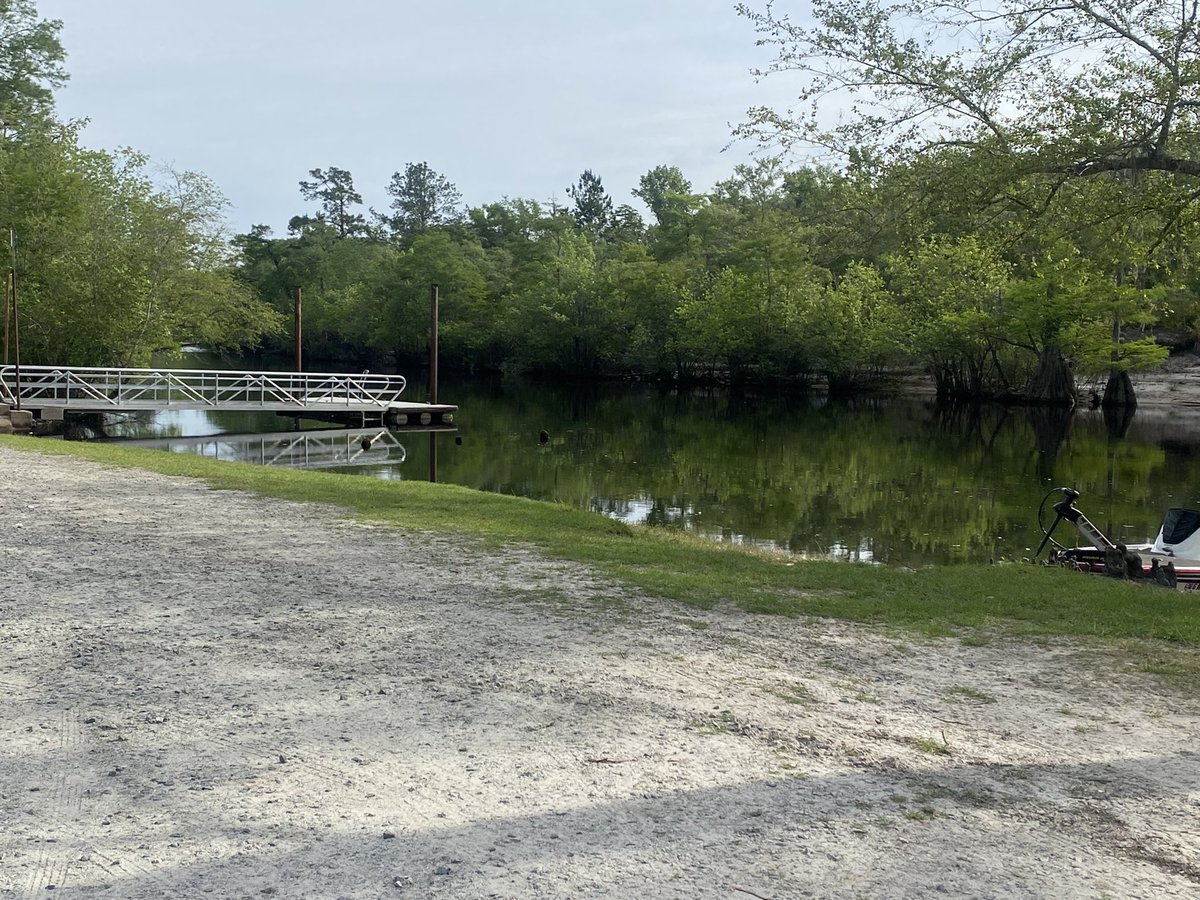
675, 268, 760, 379
737, 0, 1200, 402
232, 216, 395, 362
368, 230, 489, 366
298, 166, 367, 238
706, 160, 827, 306
595, 245, 687, 376
606, 204, 646, 246
887, 236, 1010, 399
567, 169, 614, 235
3, 125, 280, 365
736, 0, 1200, 179
166, 269, 281, 353
379, 161, 463, 245
0, 0, 66, 123
634, 165, 693, 226
494, 217, 609, 374
1003, 246, 1168, 404
801, 262, 904, 390
633, 165, 701, 259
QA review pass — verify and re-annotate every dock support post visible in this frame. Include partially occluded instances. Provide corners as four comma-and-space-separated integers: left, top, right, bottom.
428, 284, 443, 484
3, 268, 10, 364
294, 286, 303, 372
430, 283, 439, 405
9, 230, 19, 410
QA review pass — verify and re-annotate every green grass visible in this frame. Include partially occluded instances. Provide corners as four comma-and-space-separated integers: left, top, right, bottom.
913, 737, 952, 756
769, 683, 816, 705
6, 435, 1200, 651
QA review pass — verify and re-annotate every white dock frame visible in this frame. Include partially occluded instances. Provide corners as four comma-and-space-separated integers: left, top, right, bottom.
0, 365, 409, 415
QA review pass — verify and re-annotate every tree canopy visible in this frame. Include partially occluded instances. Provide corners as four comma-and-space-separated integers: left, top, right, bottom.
379, 161, 463, 245
298, 166, 367, 238
735, 0, 1200, 181
0, 0, 66, 123
567, 169, 615, 234
729, 0, 1198, 402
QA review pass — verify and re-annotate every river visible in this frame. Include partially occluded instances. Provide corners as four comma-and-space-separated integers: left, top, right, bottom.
96, 355, 1200, 567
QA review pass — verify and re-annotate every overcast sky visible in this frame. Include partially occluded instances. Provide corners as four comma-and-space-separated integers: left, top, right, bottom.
36, 0, 797, 236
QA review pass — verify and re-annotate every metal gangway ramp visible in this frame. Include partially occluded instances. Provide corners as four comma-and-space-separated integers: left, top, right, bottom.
0, 365, 456, 426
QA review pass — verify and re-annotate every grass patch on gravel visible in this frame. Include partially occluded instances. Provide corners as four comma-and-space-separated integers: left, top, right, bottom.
7, 436, 1200, 650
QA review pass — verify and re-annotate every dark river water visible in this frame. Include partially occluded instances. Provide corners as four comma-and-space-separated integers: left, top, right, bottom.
98, 358, 1200, 567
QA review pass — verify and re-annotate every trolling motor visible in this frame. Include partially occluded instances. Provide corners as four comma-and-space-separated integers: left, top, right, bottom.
1034, 487, 1115, 559
1036, 486, 1178, 587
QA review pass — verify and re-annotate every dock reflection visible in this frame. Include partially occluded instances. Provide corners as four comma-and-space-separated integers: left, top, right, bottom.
114, 427, 409, 469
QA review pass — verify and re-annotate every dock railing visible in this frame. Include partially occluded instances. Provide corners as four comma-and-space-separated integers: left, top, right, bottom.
0, 366, 408, 413
119, 427, 408, 469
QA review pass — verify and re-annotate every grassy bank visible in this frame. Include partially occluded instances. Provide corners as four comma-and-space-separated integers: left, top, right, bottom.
4, 435, 1197, 654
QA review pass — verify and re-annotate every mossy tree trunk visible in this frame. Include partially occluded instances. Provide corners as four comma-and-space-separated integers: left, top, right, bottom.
1027, 343, 1075, 406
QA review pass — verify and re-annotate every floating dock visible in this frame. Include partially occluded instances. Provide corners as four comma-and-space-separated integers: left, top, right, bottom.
0, 365, 456, 429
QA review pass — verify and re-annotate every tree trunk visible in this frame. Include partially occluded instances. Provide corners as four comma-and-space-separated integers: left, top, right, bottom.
1101, 369, 1137, 409
930, 363, 954, 399
1026, 344, 1075, 406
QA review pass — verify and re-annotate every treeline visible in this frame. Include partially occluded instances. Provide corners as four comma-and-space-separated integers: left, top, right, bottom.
235, 155, 1195, 403
5, 0, 1200, 408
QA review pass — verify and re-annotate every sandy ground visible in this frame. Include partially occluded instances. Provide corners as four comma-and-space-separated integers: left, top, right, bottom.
1, 448, 1199, 899
1130, 351, 1200, 406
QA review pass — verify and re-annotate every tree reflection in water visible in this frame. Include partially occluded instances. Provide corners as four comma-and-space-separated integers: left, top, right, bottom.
120, 377, 1190, 568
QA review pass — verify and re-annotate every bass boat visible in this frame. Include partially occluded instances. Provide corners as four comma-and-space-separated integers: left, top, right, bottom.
1036, 487, 1200, 591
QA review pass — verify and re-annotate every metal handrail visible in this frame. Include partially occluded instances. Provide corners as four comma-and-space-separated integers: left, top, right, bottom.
0, 365, 408, 411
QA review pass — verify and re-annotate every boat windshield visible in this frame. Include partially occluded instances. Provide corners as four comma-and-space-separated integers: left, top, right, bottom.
1153, 508, 1200, 557
1161, 509, 1200, 544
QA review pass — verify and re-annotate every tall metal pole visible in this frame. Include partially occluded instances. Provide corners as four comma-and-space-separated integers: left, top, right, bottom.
428, 283, 440, 483
3, 268, 10, 364
293, 286, 303, 372
10, 230, 19, 410
430, 283, 439, 405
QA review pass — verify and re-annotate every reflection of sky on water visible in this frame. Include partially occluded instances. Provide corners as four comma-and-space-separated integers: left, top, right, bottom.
104, 408, 289, 439
112, 419, 408, 471
604, 496, 690, 526
601, 494, 876, 561
105, 408, 220, 438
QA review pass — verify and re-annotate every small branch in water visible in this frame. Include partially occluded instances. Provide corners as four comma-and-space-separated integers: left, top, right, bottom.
732, 887, 774, 900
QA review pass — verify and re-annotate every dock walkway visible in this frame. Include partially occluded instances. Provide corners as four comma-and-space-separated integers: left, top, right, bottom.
0, 365, 455, 427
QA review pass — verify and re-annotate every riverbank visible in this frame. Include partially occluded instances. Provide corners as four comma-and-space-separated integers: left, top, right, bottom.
2, 446, 1198, 898
1130, 351, 1200, 406
884, 350, 1200, 408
